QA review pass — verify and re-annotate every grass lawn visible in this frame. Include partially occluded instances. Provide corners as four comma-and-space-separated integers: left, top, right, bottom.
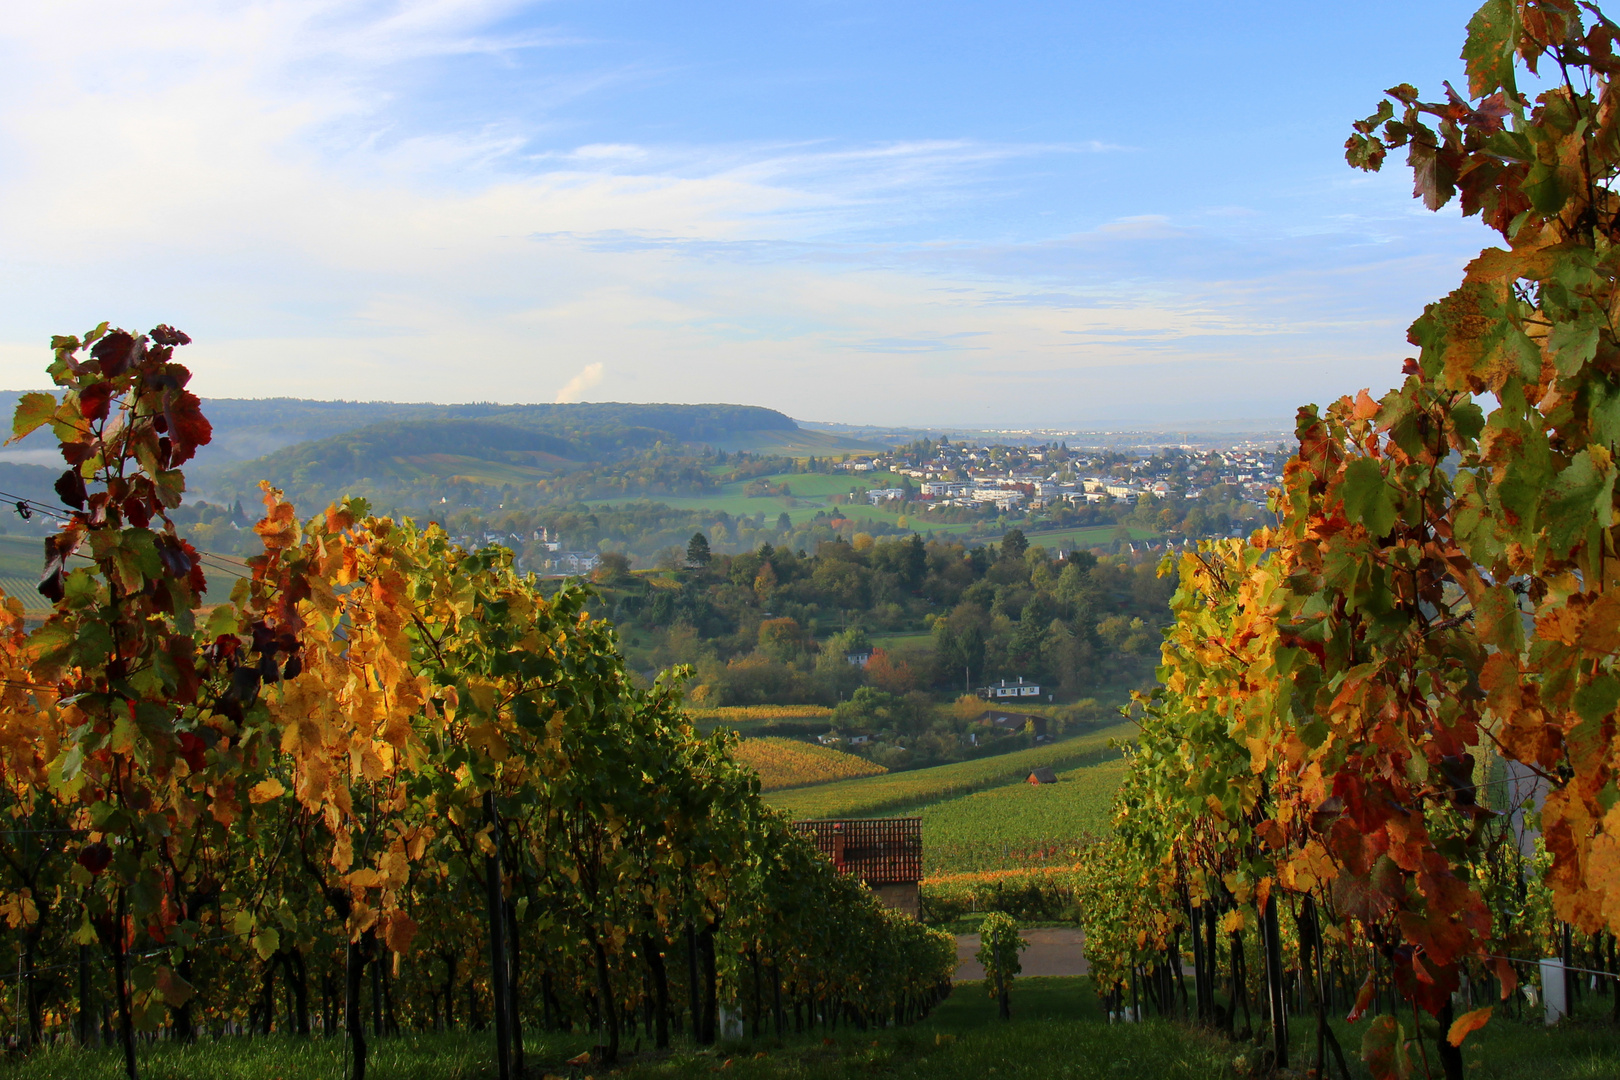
615, 977, 1233, 1080
1015, 524, 1157, 550
5, 979, 1227, 1080
588, 472, 913, 525
0, 534, 48, 577
1275, 992, 1620, 1080
588, 492, 820, 521
391, 453, 559, 486
10, 977, 1619, 1078
869, 630, 933, 650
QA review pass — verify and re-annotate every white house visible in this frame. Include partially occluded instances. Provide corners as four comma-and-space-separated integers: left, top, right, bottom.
546, 551, 601, 576
979, 677, 1042, 700
866, 488, 906, 504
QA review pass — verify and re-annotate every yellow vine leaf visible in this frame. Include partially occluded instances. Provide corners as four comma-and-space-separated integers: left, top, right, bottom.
248, 778, 285, 803
1446, 1005, 1491, 1046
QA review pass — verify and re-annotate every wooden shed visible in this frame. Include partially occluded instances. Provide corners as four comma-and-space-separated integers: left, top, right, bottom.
794, 817, 923, 918
1027, 767, 1058, 785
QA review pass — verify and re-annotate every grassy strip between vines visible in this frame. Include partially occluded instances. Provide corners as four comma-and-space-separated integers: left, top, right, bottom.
10, 977, 1620, 1079
763, 723, 1129, 819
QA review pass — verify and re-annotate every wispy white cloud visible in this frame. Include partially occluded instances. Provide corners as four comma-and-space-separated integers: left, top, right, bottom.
554, 361, 604, 402
0, 1, 1490, 427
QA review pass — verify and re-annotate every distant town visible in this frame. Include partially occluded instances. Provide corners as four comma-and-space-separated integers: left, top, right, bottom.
834, 437, 1288, 515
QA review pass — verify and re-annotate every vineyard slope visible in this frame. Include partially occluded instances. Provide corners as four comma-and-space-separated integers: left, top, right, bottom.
766, 723, 1130, 820
734, 737, 887, 792
922, 756, 1127, 874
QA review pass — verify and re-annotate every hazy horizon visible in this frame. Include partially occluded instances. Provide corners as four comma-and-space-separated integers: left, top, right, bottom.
0, 387, 1294, 441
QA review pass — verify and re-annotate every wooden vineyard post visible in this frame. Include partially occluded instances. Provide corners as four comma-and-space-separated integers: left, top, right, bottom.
483, 791, 513, 1080
76, 943, 91, 1047
345, 934, 370, 1080
1262, 895, 1286, 1070
108, 889, 138, 1080
686, 922, 703, 1043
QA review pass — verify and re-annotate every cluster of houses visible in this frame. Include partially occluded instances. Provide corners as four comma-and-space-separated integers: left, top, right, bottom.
531, 527, 603, 575
837, 438, 1288, 511
451, 526, 602, 576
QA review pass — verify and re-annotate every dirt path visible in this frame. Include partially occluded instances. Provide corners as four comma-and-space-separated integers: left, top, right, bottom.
953, 926, 1088, 981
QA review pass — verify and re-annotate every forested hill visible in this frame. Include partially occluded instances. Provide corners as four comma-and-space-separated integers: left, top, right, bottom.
0, 393, 799, 465
215, 418, 579, 494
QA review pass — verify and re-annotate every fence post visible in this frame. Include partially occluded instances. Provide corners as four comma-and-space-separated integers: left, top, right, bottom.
1540, 957, 1568, 1025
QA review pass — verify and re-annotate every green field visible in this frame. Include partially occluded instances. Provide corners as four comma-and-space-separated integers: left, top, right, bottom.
0, 535, 47, 577
870, 630, 933, 650
765, 723, 1130, 820
588, 475, 1169, 547
589, 470, 981, 537
1012, 524, 1157, 550
922, 756, 1127, 874
391, 452, 561, 486
590, 470, 915, 523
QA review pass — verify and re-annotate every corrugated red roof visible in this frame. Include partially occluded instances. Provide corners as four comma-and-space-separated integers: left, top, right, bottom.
794, 817, 922, 885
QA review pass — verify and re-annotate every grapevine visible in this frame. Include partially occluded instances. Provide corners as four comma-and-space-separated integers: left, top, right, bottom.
1076, 5, 1620, 1079
0, 327, 956, 1079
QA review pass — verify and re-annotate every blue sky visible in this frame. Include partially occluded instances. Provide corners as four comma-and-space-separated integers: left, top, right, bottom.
0, 1, 1496, 426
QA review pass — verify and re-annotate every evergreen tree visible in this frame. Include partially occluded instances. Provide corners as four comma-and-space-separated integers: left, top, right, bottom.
686, 532, 711, 567
1001, 527, 1028, 560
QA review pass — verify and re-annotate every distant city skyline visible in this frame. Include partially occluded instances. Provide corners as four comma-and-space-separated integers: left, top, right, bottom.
0, 1, 1499, 426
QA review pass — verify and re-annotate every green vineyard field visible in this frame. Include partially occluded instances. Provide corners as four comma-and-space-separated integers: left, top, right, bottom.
921, 756, 1128, 874
765, 723, 1130, 820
